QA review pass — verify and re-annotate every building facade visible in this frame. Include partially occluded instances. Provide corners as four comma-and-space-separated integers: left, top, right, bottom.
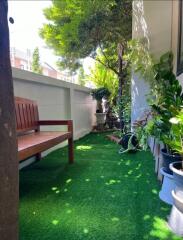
10, 47, 74, 83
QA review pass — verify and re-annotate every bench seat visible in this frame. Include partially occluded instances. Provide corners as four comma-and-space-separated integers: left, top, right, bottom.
15, 97, 74, 164
18, 131, 71, 161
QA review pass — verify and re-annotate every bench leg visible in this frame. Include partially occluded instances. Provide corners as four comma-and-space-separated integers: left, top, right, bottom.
36, 153, 41, 161
68, 138, 74, 164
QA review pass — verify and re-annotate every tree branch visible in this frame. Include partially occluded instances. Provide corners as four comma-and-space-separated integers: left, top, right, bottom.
91, 56, 119, 75
98, 42, 119, 75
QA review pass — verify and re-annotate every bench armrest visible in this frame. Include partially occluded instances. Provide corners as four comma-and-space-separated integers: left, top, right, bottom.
38, 120, 73, 133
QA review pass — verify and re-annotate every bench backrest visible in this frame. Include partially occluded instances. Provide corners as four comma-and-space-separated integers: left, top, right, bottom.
15, 97, 39, 133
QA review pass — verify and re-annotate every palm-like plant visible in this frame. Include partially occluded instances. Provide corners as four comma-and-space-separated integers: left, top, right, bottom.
91, 87, 110, 113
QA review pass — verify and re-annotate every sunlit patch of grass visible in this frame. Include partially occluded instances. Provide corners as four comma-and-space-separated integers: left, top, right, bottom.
109, 179, 116, 184
66, 178, 72, 184
66, 209, 72, 214
150, 217, 182, 240
135, 163, 142, 170
136, 173, 142, 179
125, 160, 131, 166
52, 220, 59, 225
83, 228, 89, 234
143, 215, 150, 220
152, 189, 158, 195
111, 217, 120, 222
76, 145, 92, 150
127, 170, 133, 175
105, 179, 120, 185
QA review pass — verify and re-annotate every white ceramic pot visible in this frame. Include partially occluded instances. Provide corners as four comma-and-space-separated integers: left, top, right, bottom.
95, 113, 106, 125
170, 162, 183, 199
168, 190, 183, 237
159, 167, 176, 205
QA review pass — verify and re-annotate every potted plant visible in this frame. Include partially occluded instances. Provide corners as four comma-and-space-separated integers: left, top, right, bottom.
133, 52, 183, 205
168, 110, 183, 193
167, 110, 183, 236
145, 53, 183, 205
91, 87, 110, 130
148, 52, 183, 174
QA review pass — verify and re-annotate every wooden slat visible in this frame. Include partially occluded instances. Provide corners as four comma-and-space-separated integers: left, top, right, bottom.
22, 104, 27, 129
19, 104, 25, 129
18, 131, 71, 161
26, 103, 31, 127
29, 104, 33, 126
15, 104, 19, 129
15, 97, 39, 133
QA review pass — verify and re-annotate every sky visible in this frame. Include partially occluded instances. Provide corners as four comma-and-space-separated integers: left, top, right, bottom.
8, 0, 58, 68
8, 0, 94, 73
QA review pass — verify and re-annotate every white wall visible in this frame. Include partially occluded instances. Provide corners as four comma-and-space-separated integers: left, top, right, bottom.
131, 0, 172, 122
13, 68, 96, 168
171, 0, 183, 87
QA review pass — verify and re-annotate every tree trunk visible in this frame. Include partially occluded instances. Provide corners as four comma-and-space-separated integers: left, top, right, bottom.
0, 1, 18, 239
118, 43, 124, 132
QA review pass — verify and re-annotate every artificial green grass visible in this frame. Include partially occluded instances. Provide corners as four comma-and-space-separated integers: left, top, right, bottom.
19, 133, 181, 240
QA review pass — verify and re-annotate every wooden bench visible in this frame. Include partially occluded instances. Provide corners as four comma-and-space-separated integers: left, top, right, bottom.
15, 97, 74, 164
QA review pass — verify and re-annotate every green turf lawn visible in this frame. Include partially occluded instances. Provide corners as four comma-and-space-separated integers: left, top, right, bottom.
19, 133, 182, 240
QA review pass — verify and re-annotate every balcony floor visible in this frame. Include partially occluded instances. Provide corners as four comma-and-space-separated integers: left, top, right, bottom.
20, 133, 181, 240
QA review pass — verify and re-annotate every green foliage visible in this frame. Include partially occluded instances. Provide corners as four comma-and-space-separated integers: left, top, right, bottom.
133, 110, 151, 151
31, 47, 42, 74
113, 96, 131, 133
164, 109, 183, 156
134, 51, 183, 153
126, 38, 155, 84
91, 87, 111, 101
78, 67, 87, 86
89, 59, 118, 102
148, 52, 183, 145
135, 126, 148, 151
113, 67, 131, 132
40, 0, 132, 73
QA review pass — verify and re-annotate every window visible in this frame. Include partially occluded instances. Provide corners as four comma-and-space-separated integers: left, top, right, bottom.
177, 0, 183, 75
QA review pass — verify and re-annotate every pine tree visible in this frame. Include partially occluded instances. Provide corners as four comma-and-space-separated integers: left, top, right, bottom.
78, 67, 87, 86
31, 47, 42, 74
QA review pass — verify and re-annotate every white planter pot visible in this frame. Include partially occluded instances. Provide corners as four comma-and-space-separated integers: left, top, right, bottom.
168, 162, 183, 236
170, 162, 183, 199
95, 113, 106, 125
168, 190, 183, 237
159, 168, 176, 205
